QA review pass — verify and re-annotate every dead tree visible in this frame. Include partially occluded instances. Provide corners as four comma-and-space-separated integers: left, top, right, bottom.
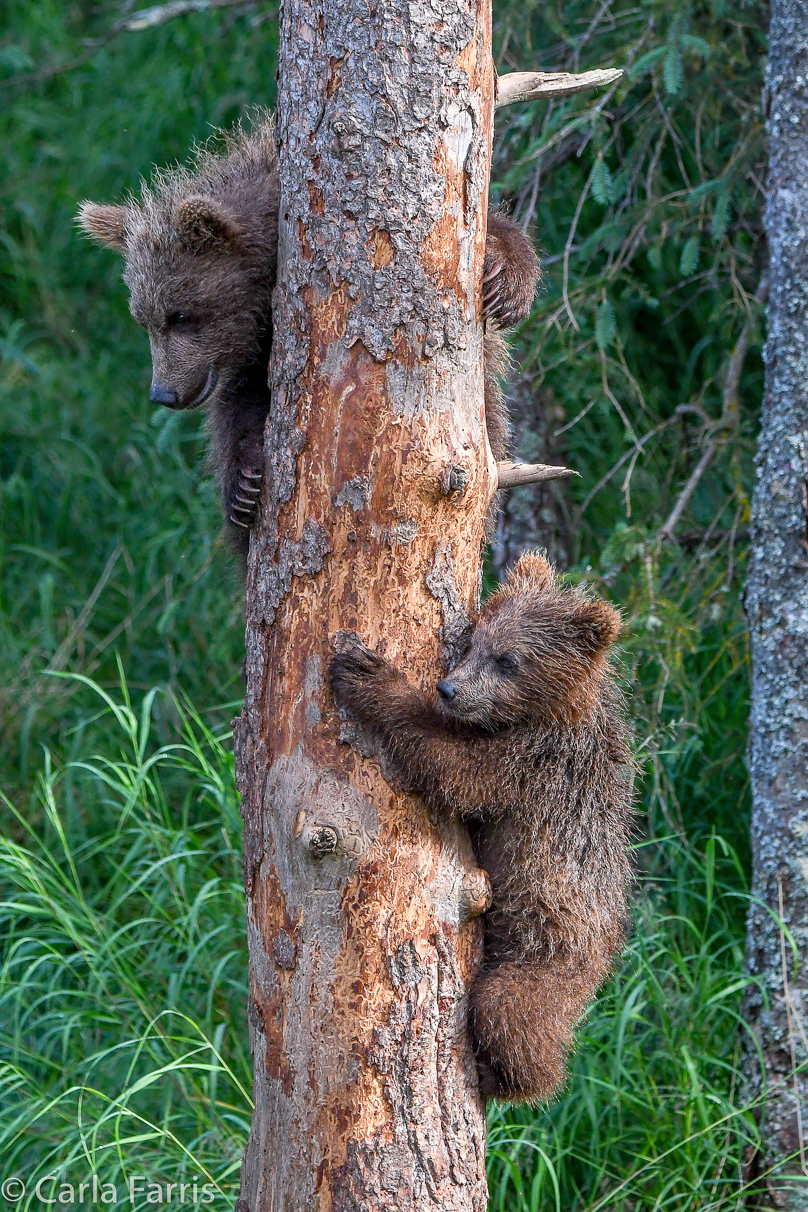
744, 0, 808, 1203
232, 2, 619, 1204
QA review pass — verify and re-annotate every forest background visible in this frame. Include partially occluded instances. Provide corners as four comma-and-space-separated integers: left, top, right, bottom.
0, 0, 769, 1207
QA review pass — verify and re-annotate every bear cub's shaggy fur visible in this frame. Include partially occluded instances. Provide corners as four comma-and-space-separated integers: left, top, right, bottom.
78, 116, 539, 554
330, 552, 634, 1103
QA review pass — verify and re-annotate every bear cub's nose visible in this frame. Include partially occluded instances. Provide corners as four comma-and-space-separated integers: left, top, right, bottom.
150, 381, 180, 408
437, 680, 456, 702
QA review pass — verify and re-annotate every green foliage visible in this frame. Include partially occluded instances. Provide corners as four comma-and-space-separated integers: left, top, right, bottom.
491, 0, 764, 851
0, 680, 249, 1205
0, 2, 279, 797
0, 0, 767, 1205
0, 681, 762, 1208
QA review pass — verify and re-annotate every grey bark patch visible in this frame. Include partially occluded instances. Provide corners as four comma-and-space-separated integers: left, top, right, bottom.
440, 465, 470, 498
426, 541, 474, 669
253, 516, 333, 625
370, 517, 420, 546
273, 929, 297, 970
387, 518, 419, 546
335, 473, 371, 511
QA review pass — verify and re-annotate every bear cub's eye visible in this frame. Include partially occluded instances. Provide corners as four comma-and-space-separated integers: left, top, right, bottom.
166, 311, 197, 331
494, 653, 518, 675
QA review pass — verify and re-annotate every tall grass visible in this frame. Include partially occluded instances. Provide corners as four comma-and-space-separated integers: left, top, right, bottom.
1, 2, 279, 798
0, 678, 250, 1205
0, 674, 763, 1209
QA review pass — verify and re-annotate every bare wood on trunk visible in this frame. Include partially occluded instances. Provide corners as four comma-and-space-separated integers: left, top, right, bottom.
743, 0, 808, 1203
233, 0, 497, 1207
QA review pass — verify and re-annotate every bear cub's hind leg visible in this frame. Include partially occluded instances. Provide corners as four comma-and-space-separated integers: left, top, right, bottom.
471, 960, 600, 1104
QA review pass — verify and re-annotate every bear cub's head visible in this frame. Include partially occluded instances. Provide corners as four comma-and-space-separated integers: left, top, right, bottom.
436, 552, 621, 730
77, 119, 278, 414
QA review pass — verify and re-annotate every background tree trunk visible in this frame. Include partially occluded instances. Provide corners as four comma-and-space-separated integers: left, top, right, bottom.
490, 371, 572, 579
744, 1, 808, 1203
233, 0, 495, 1208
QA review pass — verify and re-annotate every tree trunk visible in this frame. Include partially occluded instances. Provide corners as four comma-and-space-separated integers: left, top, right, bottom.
744, 2, 808, 1203
233, 1, 495, 1208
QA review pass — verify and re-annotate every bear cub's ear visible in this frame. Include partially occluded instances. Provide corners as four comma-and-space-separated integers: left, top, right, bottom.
174, 196, 243, 250
76, 202, 129, 251
571, 596, 622, 654
510, 550, 555, 590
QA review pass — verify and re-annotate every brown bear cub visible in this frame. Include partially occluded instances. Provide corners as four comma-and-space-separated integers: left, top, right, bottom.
77, 116, 539, 555
329, 552, 634, 1103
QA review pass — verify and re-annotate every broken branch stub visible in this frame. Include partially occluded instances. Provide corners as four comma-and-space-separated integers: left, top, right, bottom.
497, 460, 579, 490
495, 67, 623, 108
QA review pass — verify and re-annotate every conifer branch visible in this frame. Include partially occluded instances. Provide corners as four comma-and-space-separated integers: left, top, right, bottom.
121, 0, 262, 31
657, 277, 769, 543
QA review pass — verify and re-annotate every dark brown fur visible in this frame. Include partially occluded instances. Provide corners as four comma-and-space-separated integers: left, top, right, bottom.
329, 551, 634, 1103
78, 118, 279, 555
77, 116, 539, 555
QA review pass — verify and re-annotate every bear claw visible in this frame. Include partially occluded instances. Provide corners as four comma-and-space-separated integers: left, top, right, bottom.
329, 646, 394, 711
482, 265, 532, 329
228, 467, 263, 529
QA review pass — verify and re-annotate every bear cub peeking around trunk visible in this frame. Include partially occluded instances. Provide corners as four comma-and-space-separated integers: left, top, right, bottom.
77, 115, 539, 556
330, 551, 634, 1103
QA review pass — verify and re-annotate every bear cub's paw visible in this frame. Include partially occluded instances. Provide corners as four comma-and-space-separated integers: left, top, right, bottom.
227, 466, 264, 530
483, 218, 541, 329
475, 1056, 511, 1101
329, 644, 397, 715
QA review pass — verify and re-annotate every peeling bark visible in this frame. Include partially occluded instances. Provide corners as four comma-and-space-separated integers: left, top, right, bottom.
233, 0, 495, 1207
744, 2, 808, 1203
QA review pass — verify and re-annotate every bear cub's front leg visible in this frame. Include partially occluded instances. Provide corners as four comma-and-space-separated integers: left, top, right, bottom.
483, 212, 541, 329
330, 642, 472, 816
209, 397, 269, 553
329, 643, 418, 735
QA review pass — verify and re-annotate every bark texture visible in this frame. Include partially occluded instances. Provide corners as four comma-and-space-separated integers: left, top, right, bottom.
233, 1, 495, 1208
744, 2, 808, 1202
